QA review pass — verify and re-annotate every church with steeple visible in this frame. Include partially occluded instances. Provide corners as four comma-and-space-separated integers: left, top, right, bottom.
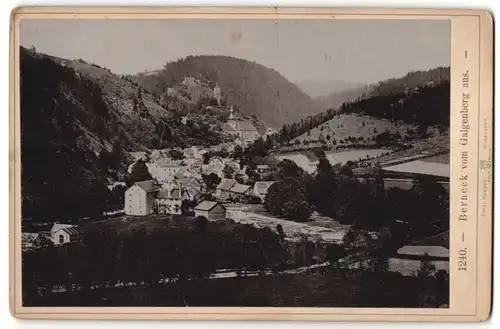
222, 105, 259, 144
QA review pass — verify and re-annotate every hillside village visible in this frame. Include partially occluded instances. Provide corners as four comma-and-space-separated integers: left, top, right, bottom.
21, 47, 450, 308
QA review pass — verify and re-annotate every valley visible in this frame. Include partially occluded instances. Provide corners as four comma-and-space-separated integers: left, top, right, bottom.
20, 46, 450, 309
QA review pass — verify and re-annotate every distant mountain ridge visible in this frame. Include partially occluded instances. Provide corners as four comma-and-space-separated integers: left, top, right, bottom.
278, 66, 450, 142
295, 78, 365, 99
317, 66, 450, 112
367, 66, 450, 98
129, 55, 323, 127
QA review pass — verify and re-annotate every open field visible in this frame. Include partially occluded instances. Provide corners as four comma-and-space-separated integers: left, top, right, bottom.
79, 214, 180, 233
226, 204, 349, 243
292, 113, 416, 145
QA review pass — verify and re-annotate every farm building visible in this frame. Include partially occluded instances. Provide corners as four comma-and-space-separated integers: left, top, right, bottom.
216, 178, 251, 199
194, 201, 227, 221
125, 180, 159, 216
50, 223, 80, 246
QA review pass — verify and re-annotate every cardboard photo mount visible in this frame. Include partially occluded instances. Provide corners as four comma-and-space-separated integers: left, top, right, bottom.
9, 6, 494, 322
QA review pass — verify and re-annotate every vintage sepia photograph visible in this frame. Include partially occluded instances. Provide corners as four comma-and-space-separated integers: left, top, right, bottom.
19, 18, 452, 308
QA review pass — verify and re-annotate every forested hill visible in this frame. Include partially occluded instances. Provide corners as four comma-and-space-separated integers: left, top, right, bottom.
20, 47, 225, 221
131, 55, 322, 127
339, 80, 450, 127
278, 67, 450, 142
367, 66, 450, 98
20, 46, 129, 221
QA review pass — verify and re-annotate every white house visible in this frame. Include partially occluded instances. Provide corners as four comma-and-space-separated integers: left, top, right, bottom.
155, 182, 190, 215
148, 159, 186, 183
125, 180, 159, 216
253, 181, 276, 200
50, 223, 80, 246
194, 201, 227, 221
202, 156, 227, 177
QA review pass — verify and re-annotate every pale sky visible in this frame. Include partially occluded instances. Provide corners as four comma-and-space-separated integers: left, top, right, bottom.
20, 19, 450, 84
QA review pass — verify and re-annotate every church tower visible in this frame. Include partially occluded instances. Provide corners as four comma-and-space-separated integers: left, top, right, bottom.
214, 82, 221, 106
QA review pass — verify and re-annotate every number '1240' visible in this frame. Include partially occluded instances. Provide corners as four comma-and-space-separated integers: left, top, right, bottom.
458, 248, 467, 271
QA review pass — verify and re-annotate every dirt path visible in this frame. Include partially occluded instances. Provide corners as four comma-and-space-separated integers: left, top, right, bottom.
49, 262, 332, 294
